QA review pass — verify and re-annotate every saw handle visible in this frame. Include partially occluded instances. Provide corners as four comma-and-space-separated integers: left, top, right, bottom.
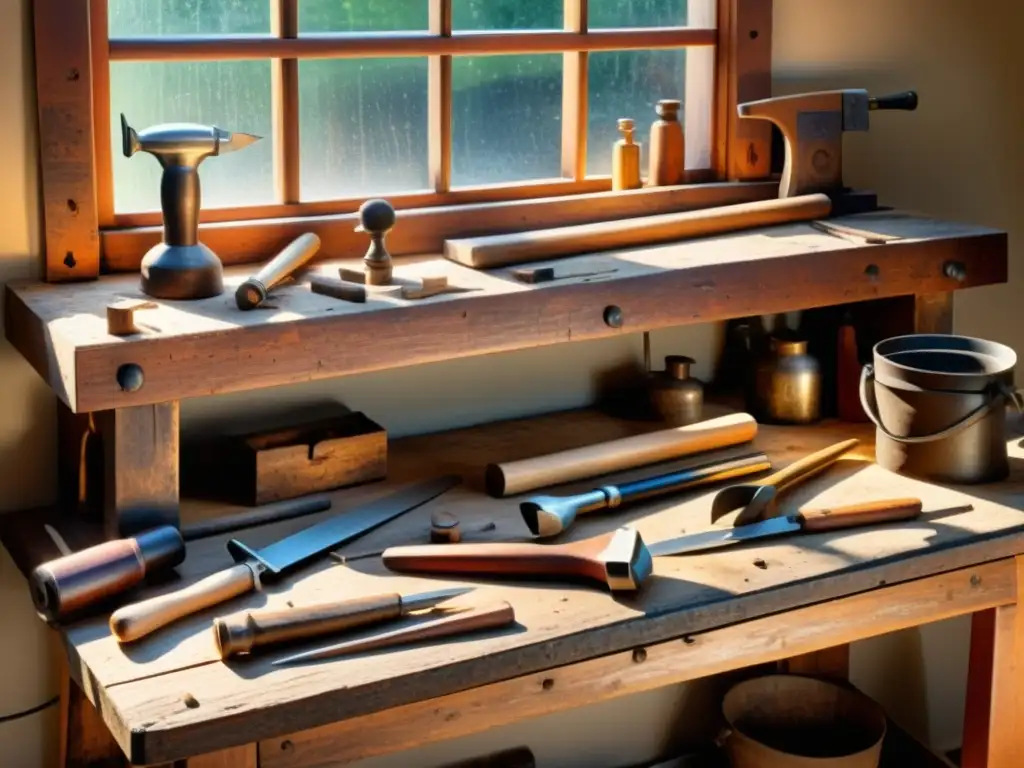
762, 439, 860, 495
110, 563, 257, 643
798, 498, 923, 532
214, 593, 402, 659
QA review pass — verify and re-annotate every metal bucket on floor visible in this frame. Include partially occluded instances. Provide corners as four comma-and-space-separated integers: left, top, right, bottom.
859, 334, 1021, 484
721, 675, 886, 768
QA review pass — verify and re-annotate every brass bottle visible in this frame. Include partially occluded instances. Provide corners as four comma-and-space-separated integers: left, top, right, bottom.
612, 118, 642, 191
649, 355, 704, 426
752, 337, 821, 424
648, 99, 685, 186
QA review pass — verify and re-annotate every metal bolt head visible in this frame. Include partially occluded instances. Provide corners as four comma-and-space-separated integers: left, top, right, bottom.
603, 305, 624, 328
116, 363, 144, 392
944, 260, 967, 282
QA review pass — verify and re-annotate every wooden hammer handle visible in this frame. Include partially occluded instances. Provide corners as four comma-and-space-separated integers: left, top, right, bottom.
798, 498, 923, 532
761, 439, 860, 495
383, 542, 591, 581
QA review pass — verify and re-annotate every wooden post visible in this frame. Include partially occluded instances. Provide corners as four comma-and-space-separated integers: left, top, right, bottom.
97, 402, 180, 537
914, 292, 954, 334
723, 0, 773, 181
961, 556, 1024, 767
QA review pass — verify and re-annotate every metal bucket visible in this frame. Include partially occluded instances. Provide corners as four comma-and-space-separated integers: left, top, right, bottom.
860, 334, 1020, 484
721, 675, 886, 768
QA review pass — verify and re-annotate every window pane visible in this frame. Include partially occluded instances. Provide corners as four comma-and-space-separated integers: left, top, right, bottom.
589, 0, 688, 28
453, 0, 560, 30
110, 61, 274, 212
452, 55, 562, 186
586, 50, 686, 176
299, 1, 427, 33
107, 0, 269, 36
299, 59, 429, 201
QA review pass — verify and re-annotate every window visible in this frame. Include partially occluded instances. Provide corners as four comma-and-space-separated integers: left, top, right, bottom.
34, 0, 773, 279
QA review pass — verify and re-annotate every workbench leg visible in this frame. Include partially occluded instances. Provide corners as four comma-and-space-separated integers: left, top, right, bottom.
913, 292, 954, 334
59, 667, 126, 768
96, 401, 180, 538
186, 744, 257, 768
961, 558, 1024, 768
780, 644, 850, 681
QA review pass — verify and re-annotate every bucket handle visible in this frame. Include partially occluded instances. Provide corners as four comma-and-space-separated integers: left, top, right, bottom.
859, 365, 1022, 445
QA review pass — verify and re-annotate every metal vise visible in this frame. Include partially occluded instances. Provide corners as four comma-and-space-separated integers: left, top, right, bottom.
737, 89, 918, 198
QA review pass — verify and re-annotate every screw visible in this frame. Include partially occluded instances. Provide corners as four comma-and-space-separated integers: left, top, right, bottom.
864, 264, 880, 280
116, 363, 145, 392
970, 574, 982, 587
603, 305, 624, 328
632, 648, 647, 663
944, 260, 967, 282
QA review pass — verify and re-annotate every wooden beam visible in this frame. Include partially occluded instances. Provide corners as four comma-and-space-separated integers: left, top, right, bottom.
428, 0, 453, 193
189, 745, 257, 768
270, 0, 300, 204
253, 561, 1014, 768
107, 28, 717, 62
781, 644, 851, 680
724, 0, 772, 180
560, 0, 588, 180
59, 665, 126, 768
96, 403, 180, 536
34, 0, 101, 280
914, 292, 955, 334
684, 0, 717, 175
89, 0, 114, 227
961, 557, 1024, 768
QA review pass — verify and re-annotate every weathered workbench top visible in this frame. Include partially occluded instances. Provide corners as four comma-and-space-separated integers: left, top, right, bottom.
3, 210, 1005, 412
33, 407, 1024, 765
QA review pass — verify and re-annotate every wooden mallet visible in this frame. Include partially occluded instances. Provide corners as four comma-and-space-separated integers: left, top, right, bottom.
382, 527, 653, 593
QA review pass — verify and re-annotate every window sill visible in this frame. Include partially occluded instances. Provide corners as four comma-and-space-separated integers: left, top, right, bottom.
7, 209, 1006, 413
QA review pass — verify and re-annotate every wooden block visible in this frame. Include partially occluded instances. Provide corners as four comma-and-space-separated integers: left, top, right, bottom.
183, 411, 387, 506
106, 299, 157, 336
309, 275, 366, 303
339, 267, 367, 284
400, 275, 455, 300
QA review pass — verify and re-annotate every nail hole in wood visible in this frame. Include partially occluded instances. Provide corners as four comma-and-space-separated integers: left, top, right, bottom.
683, 635, 696, 645
182, 693, 199, 709
67, 68, 80, 81
753, 558, 768, 570
63, 251, 76, 268
66, 199, 78, 213
281, 740, 294, 752
749, 29, 759, 39
864, 264, 880, 280
542, 678, 555, 691
971, 574, 982, 587
632, 648, 647, 663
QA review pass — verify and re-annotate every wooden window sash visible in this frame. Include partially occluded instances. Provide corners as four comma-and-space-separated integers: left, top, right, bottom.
33, 0, 773, 281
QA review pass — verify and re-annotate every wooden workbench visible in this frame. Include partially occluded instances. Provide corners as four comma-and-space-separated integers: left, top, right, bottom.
13, 407, 1023, 767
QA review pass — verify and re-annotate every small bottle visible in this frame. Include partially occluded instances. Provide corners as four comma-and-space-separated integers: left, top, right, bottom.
649, 355, 704, 426
612, 118, 642, 191
648, 99, 685, 186
753, 337, 821, 424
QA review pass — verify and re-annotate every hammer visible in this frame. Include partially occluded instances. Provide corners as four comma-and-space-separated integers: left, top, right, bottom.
521, 451, 771, 539
738, 89, 918, 198
382, 527, 652, 593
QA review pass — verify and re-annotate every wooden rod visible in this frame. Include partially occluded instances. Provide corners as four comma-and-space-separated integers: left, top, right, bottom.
560, 0, 588, 180
89, 0, 114, 226
428, 0, 453, 193
108, 28, 718, 62
271, 0, 300, 204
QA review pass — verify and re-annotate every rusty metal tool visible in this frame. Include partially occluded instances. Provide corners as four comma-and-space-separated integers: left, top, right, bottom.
109, 476, 460, 643
213, 586, 473, 660
383, 526, 652, 593
710, 439, 860, 525
521, 451, 772, 539
650, 497, 925, 556
273, 600, 517, 665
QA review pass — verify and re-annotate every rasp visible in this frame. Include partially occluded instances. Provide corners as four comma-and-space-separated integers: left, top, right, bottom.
649, 497, 925, 556
109, 475, 460, 643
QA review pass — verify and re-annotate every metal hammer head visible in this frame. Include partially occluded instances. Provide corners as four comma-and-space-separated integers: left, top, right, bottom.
120, 113, 261, 164
590, 526, 653, 592
520, 488, 610, 539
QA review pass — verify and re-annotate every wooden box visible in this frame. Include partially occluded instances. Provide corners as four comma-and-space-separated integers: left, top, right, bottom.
183, 407, 387, 506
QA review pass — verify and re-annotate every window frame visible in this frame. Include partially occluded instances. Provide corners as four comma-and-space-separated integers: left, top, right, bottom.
33, 0, 773, 282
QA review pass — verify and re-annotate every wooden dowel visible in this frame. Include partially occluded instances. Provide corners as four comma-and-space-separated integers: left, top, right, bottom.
445, 194, 833, 269
485, 412, 758, 497
109, 28, 717, 62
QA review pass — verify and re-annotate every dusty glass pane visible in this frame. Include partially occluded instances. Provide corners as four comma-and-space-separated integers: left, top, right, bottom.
452, 55, 562, 186
453, 0, 560, 30
586, 49, 686, 176
590, 0, 688, 28
107, 0, 269, 36
299, 59, 429, 201
110, 61, 274, 212
299, 1, 427, 32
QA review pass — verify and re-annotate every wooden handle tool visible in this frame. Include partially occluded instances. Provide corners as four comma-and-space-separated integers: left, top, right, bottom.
272, 601, 516, 665
444, 194, 832, 269
486, 413, 758, 497
236, 233, 321, 310
383, 527, 652, 593
213, 586, 473, 659
710, 439, 860, 525
110, 563, 258, 643
796, 497, 923, 531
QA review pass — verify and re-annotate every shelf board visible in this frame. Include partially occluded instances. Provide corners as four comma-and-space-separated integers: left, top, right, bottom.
5, 210, 1007, 413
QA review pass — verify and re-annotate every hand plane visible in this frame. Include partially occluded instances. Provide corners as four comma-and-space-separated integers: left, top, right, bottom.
737, 89, 918, 198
